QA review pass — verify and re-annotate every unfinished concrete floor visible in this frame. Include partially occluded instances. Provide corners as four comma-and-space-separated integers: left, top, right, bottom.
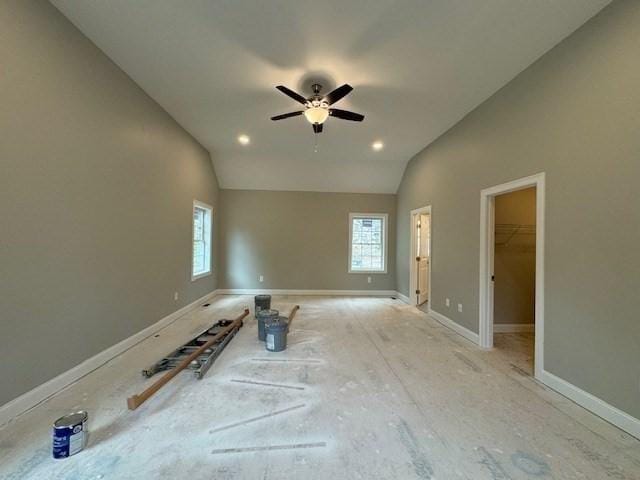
1, 296, 639, 479
494, 332, 535, 376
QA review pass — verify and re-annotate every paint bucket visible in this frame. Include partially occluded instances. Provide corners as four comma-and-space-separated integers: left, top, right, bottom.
254, 294, 271, 318
265, 317, 288, 352
52, 411, 88, 459
257, 309, 279, 341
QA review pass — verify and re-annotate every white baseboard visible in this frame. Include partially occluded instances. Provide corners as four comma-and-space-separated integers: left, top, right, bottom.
217, 289, 397, 297
395, 292, 411, 304
428, 309, 480, 345
540, 370, 640, 440
0, 289, 219, 427
494, 323, 535, 333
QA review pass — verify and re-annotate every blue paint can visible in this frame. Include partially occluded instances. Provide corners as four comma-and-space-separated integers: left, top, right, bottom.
52, 411, 88, 459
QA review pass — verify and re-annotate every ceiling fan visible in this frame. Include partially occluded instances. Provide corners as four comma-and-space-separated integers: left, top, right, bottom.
271, 83, 364, 134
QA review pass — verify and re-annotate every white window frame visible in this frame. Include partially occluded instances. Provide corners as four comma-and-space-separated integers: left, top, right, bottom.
348, 212, 388, 274
191, 200, 213, 281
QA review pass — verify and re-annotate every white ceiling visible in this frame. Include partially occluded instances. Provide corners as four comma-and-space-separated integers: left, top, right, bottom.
51, 0, 610, 193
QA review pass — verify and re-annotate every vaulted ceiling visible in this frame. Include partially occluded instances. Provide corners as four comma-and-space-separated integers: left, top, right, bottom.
51, 0, 610, 193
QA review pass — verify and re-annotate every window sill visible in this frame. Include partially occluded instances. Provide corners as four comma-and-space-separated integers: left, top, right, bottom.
191, 271, 212, 282
348, 270, 388, 274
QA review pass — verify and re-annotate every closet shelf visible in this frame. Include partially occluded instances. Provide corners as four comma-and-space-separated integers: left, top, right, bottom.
495, 223, 536, 246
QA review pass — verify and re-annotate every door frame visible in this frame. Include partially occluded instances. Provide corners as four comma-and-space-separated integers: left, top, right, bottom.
409, 205, 432, 308
479, 172, 545, 379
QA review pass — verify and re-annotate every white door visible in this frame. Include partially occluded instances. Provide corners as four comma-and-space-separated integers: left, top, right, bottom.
417, 214, 430, 305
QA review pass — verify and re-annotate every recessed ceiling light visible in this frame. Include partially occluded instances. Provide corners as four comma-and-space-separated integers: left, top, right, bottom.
238, 134, 250, 145
372, 141, 384, 151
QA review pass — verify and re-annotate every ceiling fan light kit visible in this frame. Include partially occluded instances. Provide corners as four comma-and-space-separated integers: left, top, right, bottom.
271, 82, 364, 134
304, 104, 329, 125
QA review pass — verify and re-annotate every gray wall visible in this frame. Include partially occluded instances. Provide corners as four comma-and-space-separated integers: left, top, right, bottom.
0, 0, 220, 406
494, 188, 536, 326
395, 0, 640, 418
220, 190, 396, 291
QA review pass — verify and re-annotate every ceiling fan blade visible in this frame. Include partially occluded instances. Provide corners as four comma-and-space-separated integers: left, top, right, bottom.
329, 108, 364, 122
271, 111, 304, 121
276, 85, 308, 105
324, 84, 353, 105
312, 123, 323, 134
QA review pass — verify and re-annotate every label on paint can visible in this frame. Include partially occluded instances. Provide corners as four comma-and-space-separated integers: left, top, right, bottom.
68, 425, 84, 454
266, 334, 275, 351
53, 411, 88, 459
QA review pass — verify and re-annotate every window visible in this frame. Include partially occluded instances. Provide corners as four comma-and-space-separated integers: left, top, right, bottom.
348, 213, 388, 273
192, 200, 213, 280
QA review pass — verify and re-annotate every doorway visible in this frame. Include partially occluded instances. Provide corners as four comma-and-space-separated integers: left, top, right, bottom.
410, 206, 431, 309
479, 173, 545, 379
493, 187, 536, 374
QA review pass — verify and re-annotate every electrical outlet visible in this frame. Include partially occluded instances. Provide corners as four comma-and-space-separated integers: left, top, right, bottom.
458, 303, 463, 313
259, 275, 264, 283
367, 276, 372, 284
445, 298, 450, 307
174, 292, 179, 301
